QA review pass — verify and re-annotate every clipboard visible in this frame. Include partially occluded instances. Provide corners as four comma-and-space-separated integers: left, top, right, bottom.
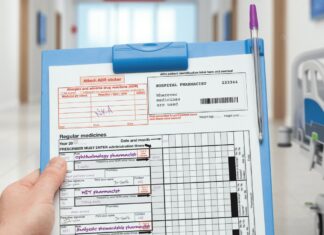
41, 40, 274, 235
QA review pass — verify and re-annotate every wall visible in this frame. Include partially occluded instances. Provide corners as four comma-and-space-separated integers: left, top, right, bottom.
197, 0, 213, 42
61, 0, 76, 49
286, 0, 324, 125
235, 0, 274, 119
0, 0, 20, 109
28, 0, 64, 102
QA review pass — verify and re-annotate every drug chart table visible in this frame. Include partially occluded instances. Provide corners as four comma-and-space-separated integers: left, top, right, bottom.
59, 131, 253, 234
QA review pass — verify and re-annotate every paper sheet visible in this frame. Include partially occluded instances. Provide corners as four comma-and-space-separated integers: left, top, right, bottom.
48, 54, 265, 235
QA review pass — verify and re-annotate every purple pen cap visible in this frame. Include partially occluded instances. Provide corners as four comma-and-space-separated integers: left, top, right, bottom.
249, 4, 259, 30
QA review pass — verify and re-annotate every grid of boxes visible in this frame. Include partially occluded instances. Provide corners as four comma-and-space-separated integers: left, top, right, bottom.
160, 132, 249, 235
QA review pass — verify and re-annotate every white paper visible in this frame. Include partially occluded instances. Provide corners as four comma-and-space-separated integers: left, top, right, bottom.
48, 54, 265, 235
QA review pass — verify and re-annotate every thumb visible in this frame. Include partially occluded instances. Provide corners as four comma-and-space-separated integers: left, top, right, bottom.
33, 157, 67, 203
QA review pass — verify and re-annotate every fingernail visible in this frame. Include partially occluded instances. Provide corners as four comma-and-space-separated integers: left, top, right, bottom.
50, 157, 66, 169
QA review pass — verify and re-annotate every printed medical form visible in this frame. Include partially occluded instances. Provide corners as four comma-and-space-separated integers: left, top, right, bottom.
48, 54, 266, 235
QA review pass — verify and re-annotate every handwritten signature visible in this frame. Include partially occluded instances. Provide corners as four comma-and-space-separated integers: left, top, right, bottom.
94, 106, 113, 117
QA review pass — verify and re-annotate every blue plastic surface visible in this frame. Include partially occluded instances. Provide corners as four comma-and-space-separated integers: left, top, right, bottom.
37, 12, 47, 45
311, 0, 324, 19
245, 39, 265, 55
305, 98, 324, 126
113, 42, 188, 73
41, 39, 274, 235
304, 98, 324, 143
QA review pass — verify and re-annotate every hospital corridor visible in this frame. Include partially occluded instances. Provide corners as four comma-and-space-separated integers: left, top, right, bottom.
0, 0, 324, 234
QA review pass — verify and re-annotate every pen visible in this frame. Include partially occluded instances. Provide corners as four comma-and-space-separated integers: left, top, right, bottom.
250, 4, 263, 142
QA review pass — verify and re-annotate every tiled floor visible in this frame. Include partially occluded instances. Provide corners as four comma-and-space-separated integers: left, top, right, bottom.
0, 104, 40, 191
0, 104, 323, 234
270, 126, 324, 235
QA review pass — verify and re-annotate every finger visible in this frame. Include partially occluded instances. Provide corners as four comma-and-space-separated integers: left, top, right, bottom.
18, 169, 40, 188
33, 157, 67, 203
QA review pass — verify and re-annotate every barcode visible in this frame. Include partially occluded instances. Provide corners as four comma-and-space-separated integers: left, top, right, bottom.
200, 97, 239, 104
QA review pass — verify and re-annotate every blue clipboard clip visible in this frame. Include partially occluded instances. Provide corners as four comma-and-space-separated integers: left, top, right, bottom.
112, 42, 188, 74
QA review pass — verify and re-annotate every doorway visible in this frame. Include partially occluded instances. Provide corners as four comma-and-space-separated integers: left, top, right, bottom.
56, 13, 62, 50
273, 0, 287, 120
19, 0, 29, 104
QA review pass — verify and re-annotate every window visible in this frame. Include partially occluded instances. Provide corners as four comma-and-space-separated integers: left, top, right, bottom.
77, 2, 197, 48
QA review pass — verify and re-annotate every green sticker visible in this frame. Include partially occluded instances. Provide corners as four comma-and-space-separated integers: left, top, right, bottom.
311, 132, 319, 141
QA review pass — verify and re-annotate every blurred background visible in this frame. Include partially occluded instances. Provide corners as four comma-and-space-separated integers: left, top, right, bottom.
0, 0, 324, 234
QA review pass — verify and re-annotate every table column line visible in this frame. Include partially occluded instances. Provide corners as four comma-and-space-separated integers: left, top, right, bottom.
162, 135, 170, 234
133, 90, 137, 121
90, 92, 93, 124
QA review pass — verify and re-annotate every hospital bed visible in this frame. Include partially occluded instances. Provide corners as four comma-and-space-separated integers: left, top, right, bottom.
280, 49, 324, 235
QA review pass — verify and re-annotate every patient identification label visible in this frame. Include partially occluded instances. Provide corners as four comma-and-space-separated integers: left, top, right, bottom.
148, 73, 248, 115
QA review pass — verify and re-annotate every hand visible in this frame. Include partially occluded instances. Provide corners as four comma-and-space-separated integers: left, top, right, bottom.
0, 157, 67, 235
